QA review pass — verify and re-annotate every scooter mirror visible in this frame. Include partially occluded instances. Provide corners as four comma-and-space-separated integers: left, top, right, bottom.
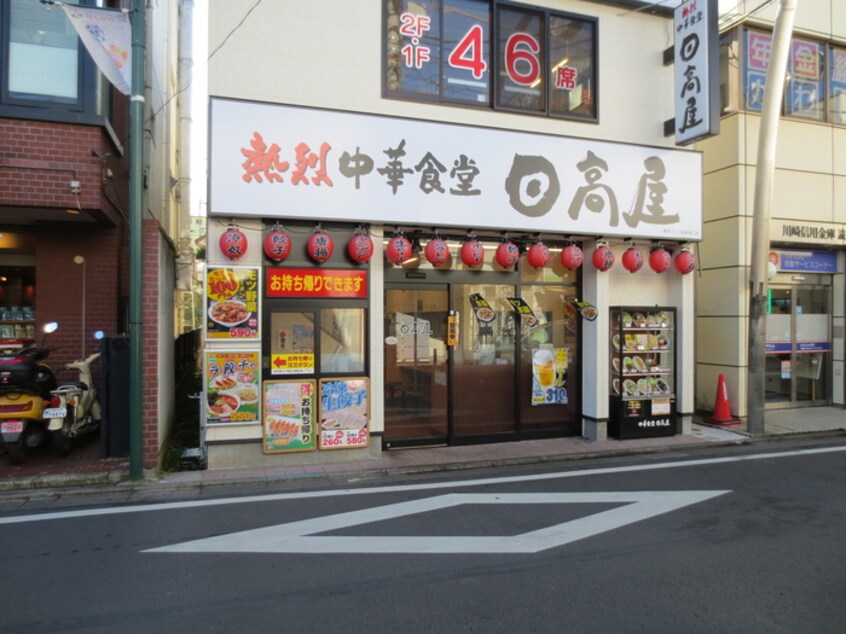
43, 322, 59, 334
93, 331, 105, 340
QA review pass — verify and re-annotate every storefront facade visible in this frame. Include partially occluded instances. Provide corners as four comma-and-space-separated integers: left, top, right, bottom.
203, 0, 702, 468
695, 4, 846, 417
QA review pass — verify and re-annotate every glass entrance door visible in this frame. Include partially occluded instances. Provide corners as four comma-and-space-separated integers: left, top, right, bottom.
384, 287, 449, 446
765, 284, 831, 406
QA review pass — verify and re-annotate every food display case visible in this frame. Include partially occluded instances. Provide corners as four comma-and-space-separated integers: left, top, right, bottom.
609, 306, 677, 439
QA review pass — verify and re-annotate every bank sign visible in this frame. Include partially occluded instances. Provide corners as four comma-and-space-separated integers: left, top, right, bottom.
209, 99, 702, 241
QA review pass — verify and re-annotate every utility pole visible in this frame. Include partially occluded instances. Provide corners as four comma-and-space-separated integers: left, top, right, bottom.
129, 0, 146, 479
747, 0, 797, 435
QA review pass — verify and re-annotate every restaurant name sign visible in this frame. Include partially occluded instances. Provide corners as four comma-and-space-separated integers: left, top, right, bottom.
210, 99, 702, 241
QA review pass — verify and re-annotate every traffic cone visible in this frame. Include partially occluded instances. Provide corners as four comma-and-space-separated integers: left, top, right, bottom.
703, 373, 741, 426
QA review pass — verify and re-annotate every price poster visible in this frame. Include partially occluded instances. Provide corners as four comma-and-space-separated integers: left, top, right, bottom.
205, 350, 260, 425
318, 378, 369, 450
531, 347, 568, 406
262, 380, 316, 453
205, 266, 260, 341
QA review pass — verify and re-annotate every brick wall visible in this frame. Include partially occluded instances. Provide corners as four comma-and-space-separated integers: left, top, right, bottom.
143, 218, 161, 468
0, 120, 124, 220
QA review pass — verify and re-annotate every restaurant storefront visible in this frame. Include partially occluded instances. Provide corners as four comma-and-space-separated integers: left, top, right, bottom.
201, 98, 702, 469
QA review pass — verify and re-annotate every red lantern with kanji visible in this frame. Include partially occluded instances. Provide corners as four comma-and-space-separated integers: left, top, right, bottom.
460, 239, 485, 267
527, 242, 550, 268
674, 249, 696, 274
425, 238, 450, 266
648, 247, 672, 273
263, 229, 291, 262
347, 233, 373, 263
220, 227, 248, 260
622, 247, 644, 273
560, 244, 584, 270
592, 245, 615, 271
385, 235, 412, 265
306, 231, 334, 263
495, 241, 520, 268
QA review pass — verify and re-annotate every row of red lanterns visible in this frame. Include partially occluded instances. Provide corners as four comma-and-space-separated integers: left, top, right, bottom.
222, 226, 695, 274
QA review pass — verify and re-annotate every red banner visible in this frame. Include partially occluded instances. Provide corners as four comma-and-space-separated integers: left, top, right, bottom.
266, 268, 367, 298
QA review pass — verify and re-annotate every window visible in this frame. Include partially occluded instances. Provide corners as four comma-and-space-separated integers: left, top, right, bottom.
320, 308, 365, 373
1, 0, 112, 118
384, 0, 597, 122
741, 29, 844, 125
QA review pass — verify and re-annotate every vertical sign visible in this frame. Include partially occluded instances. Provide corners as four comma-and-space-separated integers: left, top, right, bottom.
674, 0, 720, 145
263, 380, 317, 453
205, 350, 260, 425
318, 378, 369, 450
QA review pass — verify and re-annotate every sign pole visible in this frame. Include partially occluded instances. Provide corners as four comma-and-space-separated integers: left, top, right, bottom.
128, 0, 146, 479
748, 0, 797, 435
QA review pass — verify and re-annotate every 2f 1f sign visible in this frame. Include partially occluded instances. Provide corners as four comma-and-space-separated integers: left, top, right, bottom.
674, 0, 720, 145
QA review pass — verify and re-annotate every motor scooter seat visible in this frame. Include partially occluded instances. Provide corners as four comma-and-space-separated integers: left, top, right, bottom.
56, 381, 88, 391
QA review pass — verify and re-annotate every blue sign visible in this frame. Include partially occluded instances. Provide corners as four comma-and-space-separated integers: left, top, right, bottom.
773, 249, 837, 273
796, 341, 830, 352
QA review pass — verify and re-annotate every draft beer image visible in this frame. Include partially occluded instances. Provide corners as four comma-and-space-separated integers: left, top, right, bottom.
533, 348, 555, 390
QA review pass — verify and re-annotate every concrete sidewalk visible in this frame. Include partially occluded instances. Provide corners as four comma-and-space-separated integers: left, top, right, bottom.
0, 407, 842, 497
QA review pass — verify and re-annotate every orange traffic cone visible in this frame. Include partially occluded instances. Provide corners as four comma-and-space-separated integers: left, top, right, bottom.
703, 373, 741, 426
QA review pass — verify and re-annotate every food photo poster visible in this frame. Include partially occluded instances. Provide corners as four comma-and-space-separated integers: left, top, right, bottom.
205, 266, 260, 341
205, 350, 260, 425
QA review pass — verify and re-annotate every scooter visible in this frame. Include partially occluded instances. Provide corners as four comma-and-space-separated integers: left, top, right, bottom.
45, 351, 102, 456
0, 323, 59, 464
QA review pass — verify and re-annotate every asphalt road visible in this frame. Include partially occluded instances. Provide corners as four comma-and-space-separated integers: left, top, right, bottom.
2, 438, 845, 633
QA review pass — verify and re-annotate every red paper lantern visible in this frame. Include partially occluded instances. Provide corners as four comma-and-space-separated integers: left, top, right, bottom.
306, 231, 334, 262
347, 233, 374, 263
674, 249, 696, 274
219, 227, 248, 260
560, 244, 584, 270
495, 241, 521, 268
385, 235, 412, 265
648, 247, 672, 273
527, 242, 550, 268
263, 229, 291, 262
622, 247, 644, 273
425, 238, 450, 266
592, 245, 615, 271
460, 239, 485, 267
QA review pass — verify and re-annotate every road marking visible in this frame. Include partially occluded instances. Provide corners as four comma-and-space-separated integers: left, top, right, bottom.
145, 490, 729, 554
1, 444, 844, 525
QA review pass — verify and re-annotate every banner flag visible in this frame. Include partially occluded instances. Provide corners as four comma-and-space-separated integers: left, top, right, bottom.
61, 4, 131, 95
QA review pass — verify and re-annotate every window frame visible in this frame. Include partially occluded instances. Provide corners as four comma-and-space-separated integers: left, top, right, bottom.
0, 0, 115, 128
383, 0, 599, 123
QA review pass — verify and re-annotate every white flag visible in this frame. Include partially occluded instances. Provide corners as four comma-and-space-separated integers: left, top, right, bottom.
61, 4, 132, 95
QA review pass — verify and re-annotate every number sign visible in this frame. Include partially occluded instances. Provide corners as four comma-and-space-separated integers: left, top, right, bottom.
385, 0, 596, 120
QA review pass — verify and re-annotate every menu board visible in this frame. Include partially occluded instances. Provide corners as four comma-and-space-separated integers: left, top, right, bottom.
262, 380, 316, 453
318, 378, 369, 450
205, 266, 260, 341
204, 350, 260, 425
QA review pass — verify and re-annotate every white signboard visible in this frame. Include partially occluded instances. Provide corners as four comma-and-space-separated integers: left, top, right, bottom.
210, 99, 702, 241
674, 0, 720, 145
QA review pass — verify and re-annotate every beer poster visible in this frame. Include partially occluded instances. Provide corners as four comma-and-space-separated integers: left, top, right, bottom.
205, 266, 260, 341
263, 380, 316, 453
205, 350, 260, 425
531, 346, 568, 406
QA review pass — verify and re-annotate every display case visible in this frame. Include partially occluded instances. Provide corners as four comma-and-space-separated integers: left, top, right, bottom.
609, 306, 677, 439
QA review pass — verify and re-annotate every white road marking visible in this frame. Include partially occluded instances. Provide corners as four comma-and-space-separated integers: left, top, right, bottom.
1, 444, 844, 525
145, 491, 730, 554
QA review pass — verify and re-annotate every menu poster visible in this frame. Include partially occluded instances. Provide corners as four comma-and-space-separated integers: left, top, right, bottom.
205, 350, 260, 425
205, 266, 260, 341
263, 380, 316, 453
318, 378, 369, 450
531, 347, 568, 406
507, 297, 538, 327
469, 293, 495, 323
